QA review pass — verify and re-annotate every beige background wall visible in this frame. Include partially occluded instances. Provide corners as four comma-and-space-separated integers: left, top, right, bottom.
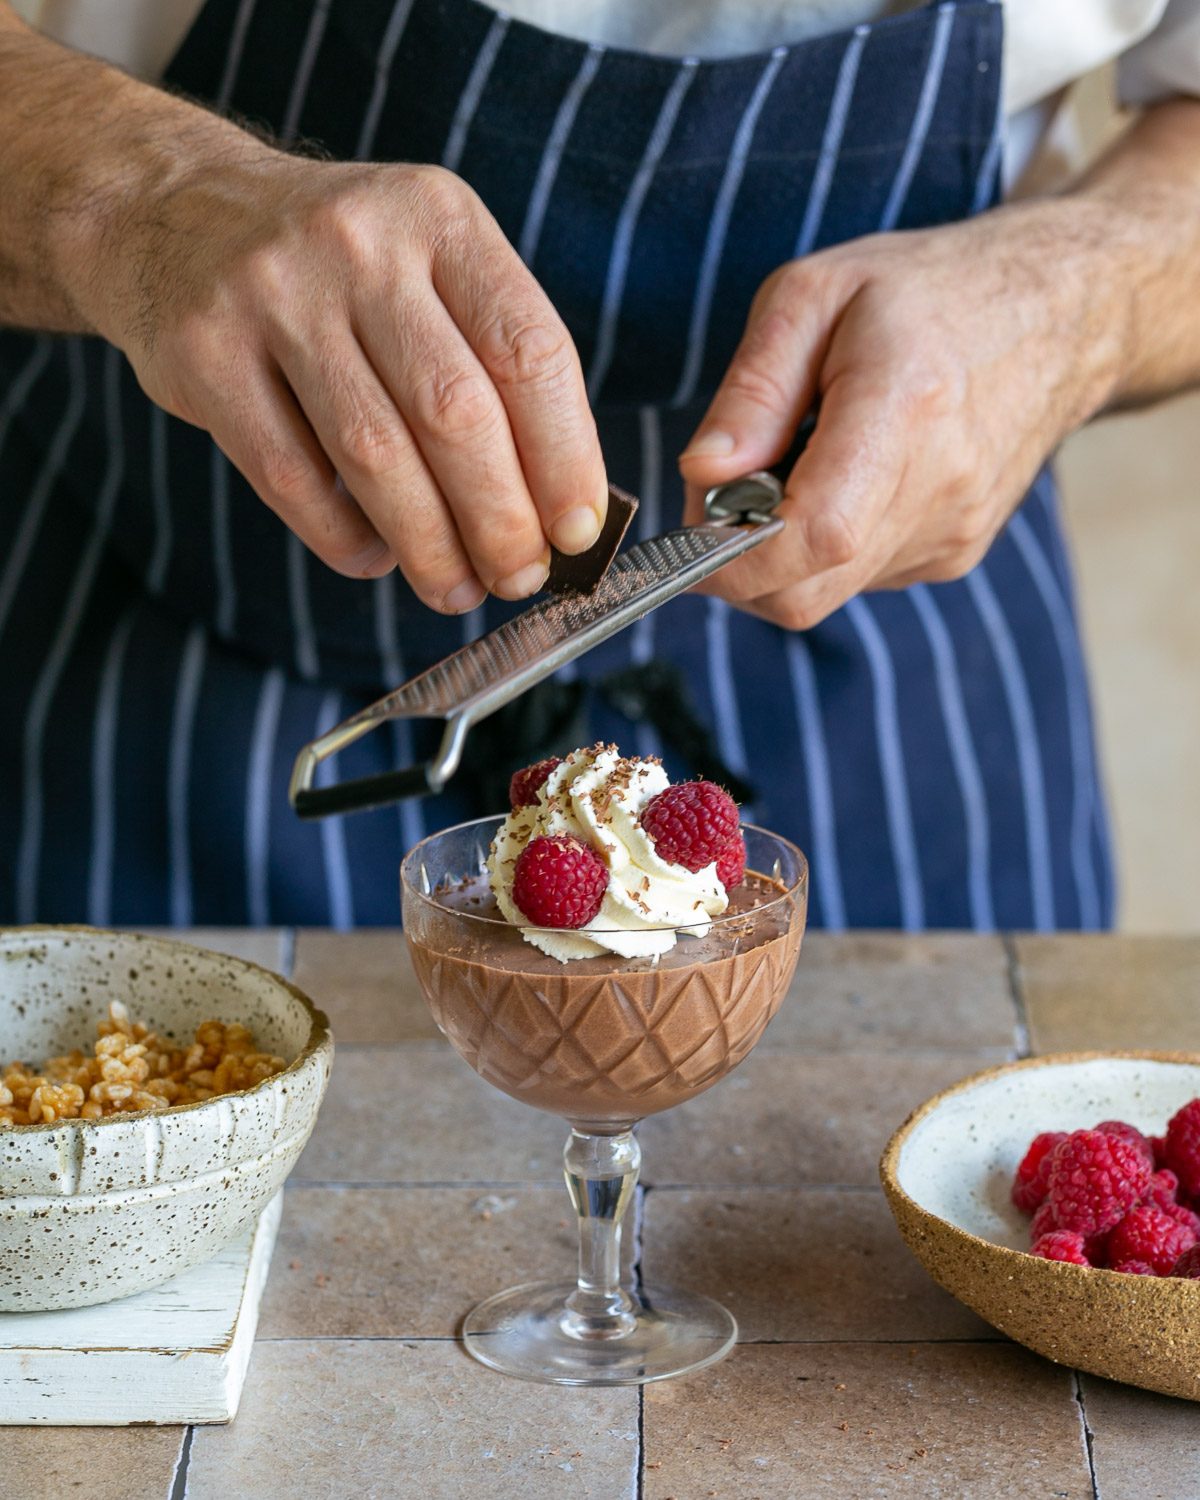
1055, 73, 1199, 931
1058, 396, 1200, 932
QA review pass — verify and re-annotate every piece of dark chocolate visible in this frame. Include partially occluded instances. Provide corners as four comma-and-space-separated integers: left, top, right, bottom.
545, 484, 639, 595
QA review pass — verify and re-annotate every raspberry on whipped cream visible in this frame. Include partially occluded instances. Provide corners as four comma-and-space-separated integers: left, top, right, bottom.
486, 744, 731, 962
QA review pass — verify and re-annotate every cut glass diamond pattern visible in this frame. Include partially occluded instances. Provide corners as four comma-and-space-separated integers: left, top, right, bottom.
410, 923, 802, 1127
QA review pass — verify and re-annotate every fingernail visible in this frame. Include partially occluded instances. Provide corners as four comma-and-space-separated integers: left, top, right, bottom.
351, 537, 394, 576
551, 505, 602, 554
495, 559, 549, 599
444, 577, 487, 613
681, 429, 737, 460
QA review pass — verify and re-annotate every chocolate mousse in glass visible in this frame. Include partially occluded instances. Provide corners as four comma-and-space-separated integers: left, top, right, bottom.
401, 749, 807, 1386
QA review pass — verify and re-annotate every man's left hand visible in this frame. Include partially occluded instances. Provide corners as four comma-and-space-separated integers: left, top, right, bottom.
679, 202, 1125, 629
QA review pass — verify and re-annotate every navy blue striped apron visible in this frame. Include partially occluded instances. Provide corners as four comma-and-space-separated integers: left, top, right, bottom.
0, 0, 1115, 931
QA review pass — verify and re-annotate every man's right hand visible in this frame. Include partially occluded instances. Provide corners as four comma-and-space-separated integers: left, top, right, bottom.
74, 153, 607, 610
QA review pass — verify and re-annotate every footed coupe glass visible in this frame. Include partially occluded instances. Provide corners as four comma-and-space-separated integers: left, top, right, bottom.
400, 815, 807, 1386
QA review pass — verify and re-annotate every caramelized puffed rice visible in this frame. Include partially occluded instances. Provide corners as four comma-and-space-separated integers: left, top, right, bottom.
0, 1001, 286, 1126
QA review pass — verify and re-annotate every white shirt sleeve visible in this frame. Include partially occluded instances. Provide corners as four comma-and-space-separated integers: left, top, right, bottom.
1117, 0, 1200, 103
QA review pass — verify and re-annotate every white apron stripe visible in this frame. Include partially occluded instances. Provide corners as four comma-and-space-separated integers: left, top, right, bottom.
442, 13, 510, 173
671, 48, 787, 409
971, 81, 1005, 214
245, 667, 286, 926
281, 0, 333, 143
216, 0, 259, 107
794, 28, 869, 256
211, 443, 236, 638
461, 603, 486, 649
16, 345, 123, 922
374, 573, 425, 853
88, 608, 137, 927
148, 405, 173, 592
1008, 512, 1102, 928
519, 44, 604, 266
355, 0, 418, 159
315, 690, 355, 929
878, 3, 955, 231
288, 532, 320, 679
203, 0, 262, 652
445, 12, 514, 653
630, 405, 662, 670
1028, 474, 1111, 903
168, 624, 207, 928
845, 595, 924, 930
587, 59, 699, 402
705, 597, 749, 785
1031, 470, 1076, 598
966, 565, 1056, 930
785, 632, 846, 929
909, 584, 994, 929
0, 336, 52, 463
630, 406, 663, 761
357, 0, 423, 856
0, 340, 86, 650
277, 0, 335, 681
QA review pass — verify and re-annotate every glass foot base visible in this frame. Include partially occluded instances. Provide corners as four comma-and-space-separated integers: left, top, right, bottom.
462, 1280, 737, 1386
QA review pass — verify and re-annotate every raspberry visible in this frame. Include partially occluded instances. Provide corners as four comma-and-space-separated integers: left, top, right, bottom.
1171, 1244, 1200, 1279
1029, 1200, 1058, 1241
1029, 1199, 1111, 1262
1111, 1260, 1156, 1276
715, 831, 746, 892
1150, 1135, 1168, 1169
642, 780, 739, 872
1163, 1200, 1200, 1235
1045, 1130, 1152, 1237
509, 757, 562, 810
1031, 1231, 1090, 1266
511, 836, 608, 929
1146, 1168, 1180, 1209
1107, 1203, 1198, 1276
1164, 1099, 1200, 1197
1012, 1132, 1067, 1213
1095, 1120, 1154, 1168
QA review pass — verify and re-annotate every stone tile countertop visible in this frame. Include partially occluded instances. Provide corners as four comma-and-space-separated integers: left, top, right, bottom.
6, 930, 1200, 1499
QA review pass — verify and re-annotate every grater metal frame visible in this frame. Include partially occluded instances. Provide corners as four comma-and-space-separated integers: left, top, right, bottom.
289, 472, 785, 817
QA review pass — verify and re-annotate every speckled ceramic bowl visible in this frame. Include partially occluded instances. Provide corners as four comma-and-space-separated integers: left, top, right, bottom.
0, 926, 333, 1311
881, 1052, 1200, 1401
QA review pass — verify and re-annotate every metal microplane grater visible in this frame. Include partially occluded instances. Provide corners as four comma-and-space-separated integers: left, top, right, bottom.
289, 471, 784, 817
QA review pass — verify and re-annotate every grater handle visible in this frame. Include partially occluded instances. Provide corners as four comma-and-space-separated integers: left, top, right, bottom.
291, 763, 433, 818
289, 715, 469, 819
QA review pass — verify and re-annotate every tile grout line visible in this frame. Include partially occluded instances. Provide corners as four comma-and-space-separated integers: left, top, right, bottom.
1072, 1370, 1102, 1500
250, 1334, 1010, 1346
285, 1179, 887, 1193
329, 1039, 1020, 1055
631, 1182, 648, 1500
1002, 932, 1032, 1058
168, 1423, 193, 1500
636, 1385, 646, 1500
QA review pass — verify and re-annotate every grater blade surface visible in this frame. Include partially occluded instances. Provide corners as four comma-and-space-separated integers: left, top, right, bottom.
373, 520, 780, 723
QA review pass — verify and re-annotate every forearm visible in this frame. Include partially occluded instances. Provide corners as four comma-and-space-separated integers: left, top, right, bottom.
1062, 96, 1200, 411
0, 2, 269, 336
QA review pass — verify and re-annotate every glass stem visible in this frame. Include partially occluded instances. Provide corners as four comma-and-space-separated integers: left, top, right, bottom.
561, 1128, 640, 1340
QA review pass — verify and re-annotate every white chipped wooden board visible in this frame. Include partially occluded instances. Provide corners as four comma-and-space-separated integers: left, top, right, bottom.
0, 1191, 281, 1425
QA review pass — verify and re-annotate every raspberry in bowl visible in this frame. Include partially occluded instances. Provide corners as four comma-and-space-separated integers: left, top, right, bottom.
401, 744, 807, 1385
881, 1052, 1200, 1402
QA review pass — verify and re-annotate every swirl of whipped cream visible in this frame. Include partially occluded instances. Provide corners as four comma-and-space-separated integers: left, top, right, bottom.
486, 744, 729, 962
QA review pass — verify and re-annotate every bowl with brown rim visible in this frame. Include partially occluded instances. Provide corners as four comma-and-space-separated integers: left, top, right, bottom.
1, 925, 333, 1311
880, 1051, 1200, 1401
